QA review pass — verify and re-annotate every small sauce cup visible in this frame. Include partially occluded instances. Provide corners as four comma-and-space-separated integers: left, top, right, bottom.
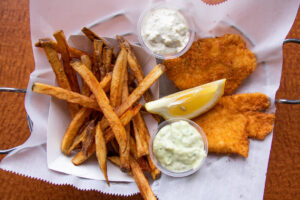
137, 3, 195, 60
149, 118, 208, 177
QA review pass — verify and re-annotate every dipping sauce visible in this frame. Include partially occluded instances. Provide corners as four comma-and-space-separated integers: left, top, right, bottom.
140, 8, 190, 55
153, 120, 207, 173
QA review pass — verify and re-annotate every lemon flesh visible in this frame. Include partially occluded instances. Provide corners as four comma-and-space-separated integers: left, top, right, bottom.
145, 79, 226, 119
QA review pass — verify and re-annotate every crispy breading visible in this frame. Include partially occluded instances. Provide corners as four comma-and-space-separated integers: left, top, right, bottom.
193, 93, 275, 157
164, 34, 257, 95
225, 93, 270, 112
245, 111, 275, 140
194, 97, 249, 157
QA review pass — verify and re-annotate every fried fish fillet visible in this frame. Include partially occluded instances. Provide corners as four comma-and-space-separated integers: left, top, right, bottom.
193, 93, 275, 157
245, 111, 275, 140
164, 34, 257, 95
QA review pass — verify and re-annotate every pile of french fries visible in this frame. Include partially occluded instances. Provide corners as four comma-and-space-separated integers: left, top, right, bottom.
33, 27, 165, 200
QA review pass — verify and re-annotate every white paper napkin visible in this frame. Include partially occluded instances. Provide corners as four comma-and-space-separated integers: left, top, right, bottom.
0, 0, 299, 199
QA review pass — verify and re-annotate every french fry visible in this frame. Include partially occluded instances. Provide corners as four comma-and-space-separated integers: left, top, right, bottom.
117, 36, 154, 102
81, 27, 110, 47
71, 61, 127, 154
119, 66, 130, 172
130, 157, 157, 200
117, 36, 161, 122
93, 39, 104, 81
104, 104, 142, 143
72, 142, 95, 165
81, 120, 96, 156
81, 55, 92, 96
147, 155, 161, 180
100, 64, 166, 131
137, 157, 151, 173
130, 136, 138, 159
116, 64, 165, 117
95, 122, 109, 185
32, 72, 112, 110
135, 112, 151, 145
67, 123, 89, 154
100, 72, 113, 93
108, 156, 150, 173
108, 156, 121, 167
61, 107, 93, 155
110, 48, 127, 108
108, 156, 133, 177
38, 30, 162, 196
128, 72, 135, 86
136, 114, 161, 179
103, 47, 113, 73
122, 66, 130, 103
72, 104, 142, 164
54, 30, 80, 93
69, 47, 91, 59
120, 123, 131, 172
42, 42, 79, 118
35, 39, 91, 59
133, 115, 149, 158
110, 139, 120, 153
32, 82, 100, 111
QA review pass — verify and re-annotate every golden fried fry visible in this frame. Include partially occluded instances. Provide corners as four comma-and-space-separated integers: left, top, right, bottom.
120, 66, 130, 172
54, 30, 80, 93
35, 39, 91, 59
132, 113, 149, 158
108, 156, 121, 167
130, 157, 157, 200
137, 157, 151, 173
117, 36, 155, 106
130, 136, 138, 159
81, 120, 96, 156
81, 55, 92, 96
116, 64, 166, 117
93, 39, 104, 81
71, 61, 127, 154
61, 108, 93, 155
67, 123, 89, 154
72, 104, 142, 165
72, 142, 95, 165
103, 47, 113, 73
146, 155, 161, 180
99, 64, 166, 132
104, 104, 142, 143
95, 122, 109, 185
81, 27, 110, 47
32, 82, 100, 111
32, 72, 112, 111
42, 42, 79, 117
99, 72, 113, 93
110, 48, 127, 107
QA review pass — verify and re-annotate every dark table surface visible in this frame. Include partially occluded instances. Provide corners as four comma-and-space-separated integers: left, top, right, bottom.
0, 1, 299, 199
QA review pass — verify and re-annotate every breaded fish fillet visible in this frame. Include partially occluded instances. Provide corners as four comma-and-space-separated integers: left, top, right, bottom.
193, 93, 275, 157
164, 34, 257, 95
245, 111, 275, 140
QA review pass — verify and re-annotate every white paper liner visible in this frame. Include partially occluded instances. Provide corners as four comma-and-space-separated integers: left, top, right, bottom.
0, 0, 299, 199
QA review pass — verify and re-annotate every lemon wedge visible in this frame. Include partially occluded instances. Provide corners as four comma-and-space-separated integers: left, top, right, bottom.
145, 79, 226, 119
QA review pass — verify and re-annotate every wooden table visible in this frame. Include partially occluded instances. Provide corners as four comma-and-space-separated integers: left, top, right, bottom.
0, 1, 299, 199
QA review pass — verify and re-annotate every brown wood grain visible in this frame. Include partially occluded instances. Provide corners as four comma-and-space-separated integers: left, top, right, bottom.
0, 0, 299, 200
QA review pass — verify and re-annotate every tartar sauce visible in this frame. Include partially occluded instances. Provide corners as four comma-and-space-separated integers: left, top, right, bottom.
141, 8, 190, 55
153, 120, 206, 173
